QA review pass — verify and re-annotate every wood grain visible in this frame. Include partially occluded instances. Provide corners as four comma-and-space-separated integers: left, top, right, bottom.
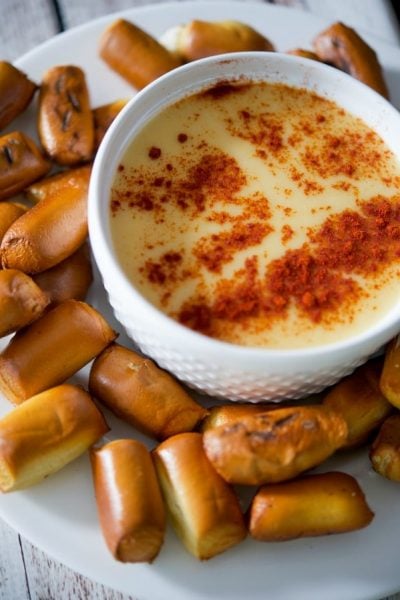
58, 0, 274, 29
1, 0, 59, 61
0, 1, 400, 600
0, 521, 29, 600
21, 537, 136, 600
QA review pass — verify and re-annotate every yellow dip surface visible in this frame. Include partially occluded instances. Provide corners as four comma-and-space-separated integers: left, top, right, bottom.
110, 81, 400, 349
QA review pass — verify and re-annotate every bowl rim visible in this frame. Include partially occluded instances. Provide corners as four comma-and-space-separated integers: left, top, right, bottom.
89, 50, 400, 360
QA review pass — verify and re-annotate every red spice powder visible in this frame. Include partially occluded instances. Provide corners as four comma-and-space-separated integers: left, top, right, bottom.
302, 130, 386, 180
148, 146, 161, 159
194, 222, 272, 273
281, 224, 294, 243
141, 251, 185, 286
177, 194, 400, 332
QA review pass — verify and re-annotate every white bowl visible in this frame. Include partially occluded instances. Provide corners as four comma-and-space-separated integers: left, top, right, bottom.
89, 52, 400, 402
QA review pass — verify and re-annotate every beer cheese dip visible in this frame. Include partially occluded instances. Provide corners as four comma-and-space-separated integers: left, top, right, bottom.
110, 81, 400, 349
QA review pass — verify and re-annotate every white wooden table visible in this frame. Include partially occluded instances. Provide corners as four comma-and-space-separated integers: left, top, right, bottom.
1, 0, 400, 598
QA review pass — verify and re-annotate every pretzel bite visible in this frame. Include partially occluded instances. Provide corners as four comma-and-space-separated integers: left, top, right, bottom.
249, 471, 374, 541
380, 336, 400, 409
0, 131, 50, 201
0, 384, 108, 492
287, 49, 321, 61
0, 62, 37, 130
323, 359, 392, 448
0, 299, 117, 404
91, 439, 166, 562
89, 343, 207, 440
153, 432, 246, 559
25, 164, 91, 204
0, 202, 26, 242
161, 20, 274, 61
93, 99, 128, 150
38, 65, 94, 165
201, 403, 279, 432
370, 414, 400, 481
1, 164, 90, 273
0, 269, 49, 337
99, 19, 181, 91
313, 22, 389, 98
33, 243, 92, 306
203, 406, 347, 485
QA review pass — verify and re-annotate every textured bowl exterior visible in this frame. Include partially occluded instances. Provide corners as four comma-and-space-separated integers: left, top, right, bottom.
89, 52, 400, 401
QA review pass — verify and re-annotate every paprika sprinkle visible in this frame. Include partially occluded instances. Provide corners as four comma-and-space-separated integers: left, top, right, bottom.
110, 79, 400, 349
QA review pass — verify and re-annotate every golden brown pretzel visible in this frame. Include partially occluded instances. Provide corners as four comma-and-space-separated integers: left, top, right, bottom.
249, 471, 374, 541
162, 20, 275, 61
92, 99, 128, 150
153, 432, 246, 559
89, 343, 207, 439
0, 62, 37, 130
1, 164, 91, 273
0, 384, 108, 492
99, 19, 181, 90
323, 359, 392, 448
370, 414, 400, 481
0, 131, 50, 201
0, 269, 49, 337
203, 405, 348, 485
0, 299, 117, 404
38, 65, 94, 165
91, 439, 166, 562
313, 22, 389, 97
33, 243, 93, 306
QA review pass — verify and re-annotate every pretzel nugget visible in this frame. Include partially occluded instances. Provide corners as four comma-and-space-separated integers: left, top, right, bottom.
249, 472, 374, 542
370, 414, 400, 481
25, 164, 91, 204
99, 19, 181, 91
313, 22, 389, 98
91, 439, 166, 562
0, 202, 26, 242
162, 20, 274, 61
380, 336, 400, 409
0, 62, 37, 130
203, 406, 348, 485
0, 299, 117, 404
323, 359, 392, 448
33, 243, 92, 306
38, 65, 94, 165
287, 49, 321, 61
89, 343, 207, 440
93, 99, 128, 150
153, 432, 246, 559
201, 403, 278, 432
0, 131, 50, 201
0, 384, 108, 492
1, 164, 90, 273
0, 269, 49, 337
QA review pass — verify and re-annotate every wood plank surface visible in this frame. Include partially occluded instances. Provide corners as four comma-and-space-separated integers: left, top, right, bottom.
1, 0, 59, 61
21, 537, 135, 600
0, 1, 400, 599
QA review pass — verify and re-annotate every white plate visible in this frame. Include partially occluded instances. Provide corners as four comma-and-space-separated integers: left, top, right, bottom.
1, 3, 400, 599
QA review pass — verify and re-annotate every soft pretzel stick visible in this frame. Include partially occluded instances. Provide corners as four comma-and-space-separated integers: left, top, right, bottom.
0, 61, 37, 130
0, 269, 49, 337
99, 19, 181, 90
1, 165, 91, 273
38, 65, 94, 165
0, 384, 108, 492
0, 299, 117, 404
313, 22, 389, 98
91, 439, 166, 562
0, 131, 50, 201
